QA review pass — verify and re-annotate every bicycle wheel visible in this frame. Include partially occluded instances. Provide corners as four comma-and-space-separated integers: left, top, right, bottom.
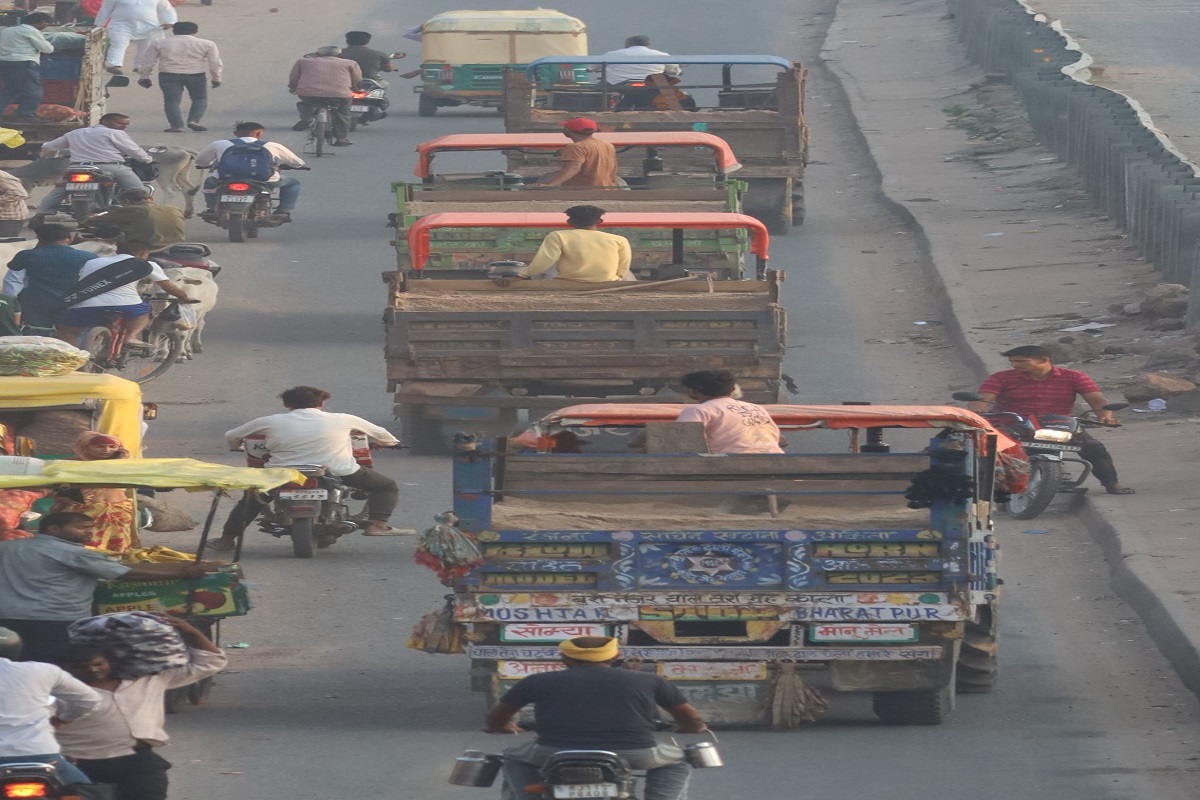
313, 112, 327, 157
122, 330, 184, 384
80, 326, 113, 373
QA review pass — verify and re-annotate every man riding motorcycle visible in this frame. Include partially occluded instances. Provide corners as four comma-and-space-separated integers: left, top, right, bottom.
212, 385, 409, 551
193, 121, 307, 223
485, 636, 707, 800
32, 113, 155, 223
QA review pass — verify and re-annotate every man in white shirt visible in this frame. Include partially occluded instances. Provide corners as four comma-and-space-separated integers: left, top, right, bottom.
94, 0, 176, 74
54, 242, 196, 346
34, 113, 155, 218
134, 21, 222, 133
194, 121, 307, 220
595, 35, 679, 84
215, 386, 408, 549
0, 627, 98, 786
0, 12, 55, 120
55, 616, 226, 800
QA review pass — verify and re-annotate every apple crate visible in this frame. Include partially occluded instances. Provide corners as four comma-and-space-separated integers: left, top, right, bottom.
94, 569, 250, 618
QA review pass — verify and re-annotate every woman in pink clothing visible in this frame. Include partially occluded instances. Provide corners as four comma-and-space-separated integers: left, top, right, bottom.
676, 370, 785, 454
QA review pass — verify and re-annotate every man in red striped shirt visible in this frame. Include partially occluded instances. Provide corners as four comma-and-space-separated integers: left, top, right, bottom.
971, 345, 1133, 494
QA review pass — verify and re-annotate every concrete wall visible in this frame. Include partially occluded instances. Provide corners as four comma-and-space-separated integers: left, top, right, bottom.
950, 0, 1200, 328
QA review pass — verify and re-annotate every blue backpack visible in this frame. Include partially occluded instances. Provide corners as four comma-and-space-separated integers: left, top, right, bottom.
216, 138, 274, 181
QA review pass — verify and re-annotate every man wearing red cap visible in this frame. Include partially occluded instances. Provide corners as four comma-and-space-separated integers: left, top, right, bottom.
535, 118, 618, 188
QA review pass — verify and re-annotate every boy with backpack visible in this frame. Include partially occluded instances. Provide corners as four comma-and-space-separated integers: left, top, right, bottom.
193, 121, 307, 222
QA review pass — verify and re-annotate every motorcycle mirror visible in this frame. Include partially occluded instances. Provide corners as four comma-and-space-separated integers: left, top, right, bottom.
1103, 402, 1129, 411
390, 52, 407, 59
951, 391, 983, 402
146, 146, 168, 154
106, 75, 130, 88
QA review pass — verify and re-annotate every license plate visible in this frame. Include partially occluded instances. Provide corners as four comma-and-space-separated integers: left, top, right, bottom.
68, 183, 99, 191
351, 104, 370, 112
278, 489, 328, 500
219, 194, 255, 202
1032, 443, 1081, 452
553, 785, 617, 799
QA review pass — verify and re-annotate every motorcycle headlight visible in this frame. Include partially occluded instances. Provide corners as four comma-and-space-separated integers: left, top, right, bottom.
1033, 429, 1073, 442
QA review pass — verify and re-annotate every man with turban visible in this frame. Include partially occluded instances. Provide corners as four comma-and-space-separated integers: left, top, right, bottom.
484, 636, 707, 800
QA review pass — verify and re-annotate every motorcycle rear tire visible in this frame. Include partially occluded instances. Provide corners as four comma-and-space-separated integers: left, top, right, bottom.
1004, 459, 1061, 519
71, 196, 94, 222
227, 213, 245, 242
291, 517, 316, 558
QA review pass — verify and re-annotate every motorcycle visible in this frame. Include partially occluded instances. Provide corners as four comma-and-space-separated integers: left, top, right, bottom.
200, 164, 309, 243
350, 77, 390, 130
150, 242, 221, 278
51, 148, 165, 222
952, 391, 1127, 519
241, 432, 403, 558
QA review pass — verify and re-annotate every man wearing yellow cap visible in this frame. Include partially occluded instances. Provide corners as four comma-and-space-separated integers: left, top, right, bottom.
485, 636, 707, 800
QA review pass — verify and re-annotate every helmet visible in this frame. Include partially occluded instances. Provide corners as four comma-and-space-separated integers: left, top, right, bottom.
316, 45, 342, 57
0, 627, 22, 660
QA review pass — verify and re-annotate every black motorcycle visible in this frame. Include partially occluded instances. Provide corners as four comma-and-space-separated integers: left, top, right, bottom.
201, 165, 308, 243
953, 392, 1127, 519
350, 77, 390, 130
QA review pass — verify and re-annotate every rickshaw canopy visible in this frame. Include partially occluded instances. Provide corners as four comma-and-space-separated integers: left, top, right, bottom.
0, 457, 305, 491
422, 9, 587, 65
413, 131, 742, 178
525, 54, 794, 77
0, 373, 143, 454
533, 403, 1018, 451
406, 211, 770, 270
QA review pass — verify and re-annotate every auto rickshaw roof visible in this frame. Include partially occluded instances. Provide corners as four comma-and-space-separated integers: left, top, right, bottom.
534, 403, 1016, 449
0, 373, 143, 454
525, 54, 794, 76
414, 132, 741, 178
0, 458, 305, 491
422, 9, 587, 33
406, 211, 770, 269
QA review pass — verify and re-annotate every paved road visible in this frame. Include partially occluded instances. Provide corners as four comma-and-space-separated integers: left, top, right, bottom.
90, 0, 1200, 797
1029, 0, 1200, 163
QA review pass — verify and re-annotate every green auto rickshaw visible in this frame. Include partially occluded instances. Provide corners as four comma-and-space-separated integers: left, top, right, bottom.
413, 8, 588, 116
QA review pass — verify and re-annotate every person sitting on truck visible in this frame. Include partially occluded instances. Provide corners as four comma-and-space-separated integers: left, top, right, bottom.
485, 635, 707, 800
970, 344, 1133, 495
614, 73, 697, 111
594, 35, 680, 84
213, 385, 410, 550
0, 13, 56, 122
505, 205, 631, 283
677, 369, 785, 454
32, 113, 156, 222
534, 118, 619, 188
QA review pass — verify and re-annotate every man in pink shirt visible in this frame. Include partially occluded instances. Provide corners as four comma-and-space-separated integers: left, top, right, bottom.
676, 370, 784, 454
287, 45, 361, 147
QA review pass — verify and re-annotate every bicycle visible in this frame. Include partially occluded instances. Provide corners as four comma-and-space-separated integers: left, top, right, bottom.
306, 102, 341, 158
79, 296, 189, 383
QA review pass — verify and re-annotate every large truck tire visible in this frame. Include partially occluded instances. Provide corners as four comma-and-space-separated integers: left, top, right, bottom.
872, 681, 956, 725
791, 182, 806, 226
744, 178, 793, 235
957, 606, 999, 693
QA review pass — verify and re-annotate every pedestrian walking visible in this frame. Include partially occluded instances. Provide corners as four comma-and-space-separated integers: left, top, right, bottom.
94, 0, 176, 75
288, 46, 360, 147
54, 616, 227, 800
134, 21, 221, 132
0, 12, 55, 122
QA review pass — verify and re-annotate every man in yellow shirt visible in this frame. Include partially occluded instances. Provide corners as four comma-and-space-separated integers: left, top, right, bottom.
514, 206, 632, 282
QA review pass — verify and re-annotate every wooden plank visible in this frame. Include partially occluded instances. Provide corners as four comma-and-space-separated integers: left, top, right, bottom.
504, 453, 930, 477
645, 421, 709, 454
503, 478, 909, 494
408, 188, 729, 202
400, 279, 773, 294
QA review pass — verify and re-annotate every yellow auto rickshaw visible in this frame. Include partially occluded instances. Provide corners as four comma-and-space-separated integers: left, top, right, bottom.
0, 372, 149, 459
414, 8, 588, 116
